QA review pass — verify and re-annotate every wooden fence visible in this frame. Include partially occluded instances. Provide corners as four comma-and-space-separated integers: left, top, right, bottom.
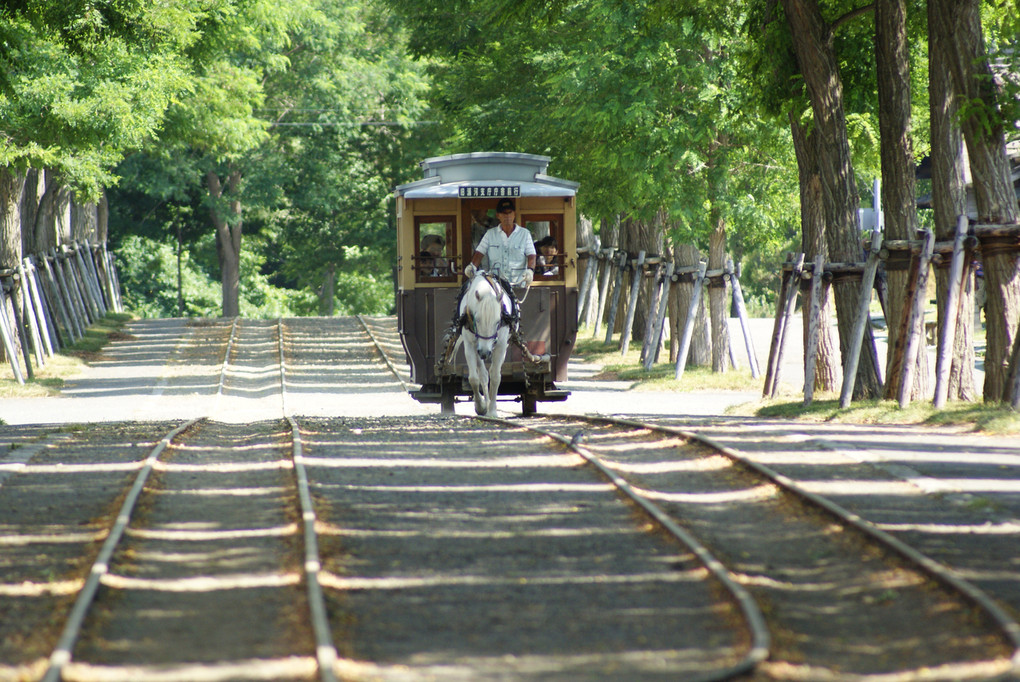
763, 218, 1020, 409
0, 242, 123, 383
575, 244, 758, 378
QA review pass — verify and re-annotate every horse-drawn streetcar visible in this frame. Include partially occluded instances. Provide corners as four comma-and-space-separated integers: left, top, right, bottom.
395, 152, 579, 415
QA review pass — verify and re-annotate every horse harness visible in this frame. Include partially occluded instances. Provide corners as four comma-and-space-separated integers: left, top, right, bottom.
458, 274, 518, 341
435, 272, 547, 383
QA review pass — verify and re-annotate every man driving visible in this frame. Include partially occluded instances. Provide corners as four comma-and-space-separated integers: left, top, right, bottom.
463, 198, 536, 286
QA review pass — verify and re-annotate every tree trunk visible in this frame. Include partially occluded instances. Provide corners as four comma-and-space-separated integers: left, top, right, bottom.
670, 242, 710, 367
55, 181, 71, 246
20, 170, 42, 256
33, 171, 62, 254
1, 168, 26, 269
790, 113, 841, 391
708, 216, 730, 372
71, 198, 98, 242
931, 0, 1020, 401
577, 215, 600, 327
1, 168, 27, 364
619, 216, 664, 344
318, 263, 336, 316
97, 192, 109, 244
208, 168, 243, 318
928, 0, 977, 401
876, 0, 928, 400
782, 0, 883, 399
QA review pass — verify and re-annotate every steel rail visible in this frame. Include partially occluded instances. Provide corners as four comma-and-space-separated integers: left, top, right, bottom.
356, 314, 412, 393
40, 418, 202, 682
584, 414, 1020, 675
210, 317, 240, 416
277, 318, 340, 682
350, 318, 1020, 674
477, 414, 770, 682
42, 319, 340, 682
40, 315, 245, 680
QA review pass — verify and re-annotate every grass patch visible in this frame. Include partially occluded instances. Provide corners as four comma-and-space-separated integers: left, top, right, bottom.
574, 324, 1018, 434
745, 396, 1020, 435
0, 312, 134, 399
572, 332, 761, 392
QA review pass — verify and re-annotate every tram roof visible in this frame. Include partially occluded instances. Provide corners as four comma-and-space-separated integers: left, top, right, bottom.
395, 151, 579, 199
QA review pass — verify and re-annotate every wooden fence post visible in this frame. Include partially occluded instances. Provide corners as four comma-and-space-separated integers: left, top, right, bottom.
763, 253, 804, 398
933, 216, 969, 408
840, 228, 884, 408
897, 230, 935, 408
674, 262, 707, 381
70, 245, 99, 322
620, 251, 646, 356
639, 261, 663, 365
577, 236, 600, 324
644, 262, 674, 371
604, 251, 628, 344
25, 258, 56, 355
16, 260, 45, 368
8, 282, 34, 380
592, 247, 615, 337
0, 280, 25, 384
56, 252, 86, 333
803, 254, 825, 406
60, 250, 88, 334
769, 253, 804, 398
727, 259, 760, 379
762, 254, 793, 397
41, 254, 76, 344
79, 243, 107, 314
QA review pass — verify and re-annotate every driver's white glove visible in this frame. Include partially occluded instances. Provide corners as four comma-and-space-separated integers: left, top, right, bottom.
522, 268, 534, 287
463, 263, 477, 279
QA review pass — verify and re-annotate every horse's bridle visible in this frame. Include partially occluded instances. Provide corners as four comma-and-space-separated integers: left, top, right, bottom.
463, 275, 514, 341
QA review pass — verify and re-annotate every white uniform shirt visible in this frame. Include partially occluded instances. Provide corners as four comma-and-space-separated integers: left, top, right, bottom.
475, 224, 536, 285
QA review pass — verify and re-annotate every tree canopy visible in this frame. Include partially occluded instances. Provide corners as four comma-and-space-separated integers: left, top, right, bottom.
2, 0, 1018, 339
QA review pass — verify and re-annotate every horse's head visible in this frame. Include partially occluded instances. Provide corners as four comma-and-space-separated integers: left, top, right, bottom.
463, 276, 504, 361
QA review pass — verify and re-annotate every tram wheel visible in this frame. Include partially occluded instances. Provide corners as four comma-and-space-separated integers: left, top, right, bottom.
521, 393, 538, 417
440, 387, 456, 415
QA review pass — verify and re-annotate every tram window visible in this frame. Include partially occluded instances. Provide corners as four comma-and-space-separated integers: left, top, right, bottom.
415, 216, 456, 282
524, 215, 564, 281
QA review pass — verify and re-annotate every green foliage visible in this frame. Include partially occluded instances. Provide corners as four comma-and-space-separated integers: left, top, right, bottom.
116, 234, 221, 317
244, 0, 435, 311
387, 0, 799, 263
334, 269, 395, 315
0, 0, 195, 198
116, 233, 321, 318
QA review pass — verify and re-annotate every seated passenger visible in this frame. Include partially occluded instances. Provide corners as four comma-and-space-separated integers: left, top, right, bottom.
535, 235, 559, 276
419, 250, 439, 277
420, 234, 449, 274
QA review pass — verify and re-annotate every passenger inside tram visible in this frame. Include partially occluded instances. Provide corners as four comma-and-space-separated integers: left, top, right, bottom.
534, 235, 559, 276
419, 233, 449, 276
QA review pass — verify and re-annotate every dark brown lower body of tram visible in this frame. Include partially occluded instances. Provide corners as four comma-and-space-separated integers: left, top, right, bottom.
398, 283, 576, 414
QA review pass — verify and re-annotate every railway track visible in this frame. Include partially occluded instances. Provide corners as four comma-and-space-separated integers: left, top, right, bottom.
0, 317, 1017, 680
359, 315, 1020, 679
27, 320, 337, 682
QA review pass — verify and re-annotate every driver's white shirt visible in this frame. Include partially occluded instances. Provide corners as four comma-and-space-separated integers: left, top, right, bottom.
475, 224, 536, 286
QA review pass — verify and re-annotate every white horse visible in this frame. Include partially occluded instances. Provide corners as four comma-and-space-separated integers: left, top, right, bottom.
458, 273, 512, 417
